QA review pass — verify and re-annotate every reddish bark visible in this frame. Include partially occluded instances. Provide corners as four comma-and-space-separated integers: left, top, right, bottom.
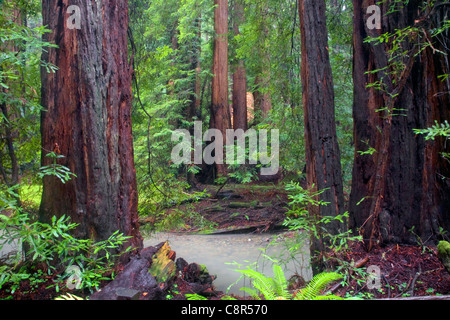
299, 0, 345, 272
40, 0, 142, 250
232, 0, 247, 131
210, 0, 231, 177
298, 0, 345, 228
349, 0, 450, 249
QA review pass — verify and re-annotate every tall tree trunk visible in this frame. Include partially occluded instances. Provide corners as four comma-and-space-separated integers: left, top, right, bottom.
187, 13, 202, 188
232, 0, 247, 131
210, 0, 231, 177
349, 0, 450, 250
254, 73, 272, 119
253, 1, 272, 119
299, 0, 345, 273
40, 0, 142, 251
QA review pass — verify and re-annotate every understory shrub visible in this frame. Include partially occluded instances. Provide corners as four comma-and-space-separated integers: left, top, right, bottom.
0, 208, 132, 295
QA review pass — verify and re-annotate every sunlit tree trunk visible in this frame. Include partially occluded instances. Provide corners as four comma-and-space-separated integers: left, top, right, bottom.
210, 0, 231, 177
232, 0, 247, 131
299, 0, 345, 273
40, 0, 142, 251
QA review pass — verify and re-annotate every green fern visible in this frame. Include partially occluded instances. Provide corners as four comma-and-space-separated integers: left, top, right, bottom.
235, 264, 343, 300
54, 293, 85, 300
271, 264, 290, 299
236, 266, 280, 300
294, 272, 343, 300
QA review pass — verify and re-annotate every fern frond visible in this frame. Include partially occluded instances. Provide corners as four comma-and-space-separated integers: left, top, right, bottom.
313, 294, 344, 300
239, 287, 262, 300
272, 264, 291, 299
295, 272, 342, 300
55, 293, 85, 300
186, 294, 208, 300
236, 268, 276, 300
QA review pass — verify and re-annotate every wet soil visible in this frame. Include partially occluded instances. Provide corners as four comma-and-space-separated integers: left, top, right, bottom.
1, 183, 449, 299
330, 241, 450, 298
143, 183, 290, 234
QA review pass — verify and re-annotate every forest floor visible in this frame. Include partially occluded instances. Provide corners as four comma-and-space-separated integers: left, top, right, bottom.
142, 182, 450, 300
330, 241, 450, 299
1, 182, 449, 300
141, 182, 291, 234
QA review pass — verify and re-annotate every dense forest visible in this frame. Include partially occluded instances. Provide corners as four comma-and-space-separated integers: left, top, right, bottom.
0, 0, 450, 302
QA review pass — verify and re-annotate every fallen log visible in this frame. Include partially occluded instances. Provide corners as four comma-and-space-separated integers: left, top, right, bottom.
89, 241, 219, 300
227, 201, 272, 209
89, 243, 164, 300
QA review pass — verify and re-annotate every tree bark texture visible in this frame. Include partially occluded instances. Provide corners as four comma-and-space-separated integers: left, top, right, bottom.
299, 0, 345, 272
232, 0, 247, 131
299, 0, 345, 228
40, 0, 142, 249
349, 0, 450, 249
211, 0, 231, 177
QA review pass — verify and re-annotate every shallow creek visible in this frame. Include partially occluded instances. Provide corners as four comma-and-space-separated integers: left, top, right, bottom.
144, 232, 313, 295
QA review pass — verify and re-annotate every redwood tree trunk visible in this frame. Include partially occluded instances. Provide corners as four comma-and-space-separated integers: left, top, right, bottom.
210, 0, 231, 177
299, 0, 345, 272
349, 0, 450, 249
40, 0, 142, 250
232, 0, 247, 131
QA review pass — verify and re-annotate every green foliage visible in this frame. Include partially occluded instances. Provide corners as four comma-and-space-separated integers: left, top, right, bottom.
294, 272, 343, 300
283, 182, 359, 252
127, 0, 356, 213
0, 1, 58, 201
185, 293, 208, 300
363, 1, 450, 106
0, 149, 129, 296
129, 0, 215, 222
233, 262, 343, 300
236, 264, 290, 300
0, 209, 133, 294
437, 241, 450, 273
414, 121, 450, 163
0, 184, 20, 210
54, 293, 85, 300
38, 152, 77, 184
185, 293, 237, 300
414, 121, 450, 141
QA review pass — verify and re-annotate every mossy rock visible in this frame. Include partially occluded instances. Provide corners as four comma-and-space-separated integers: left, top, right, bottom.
149, 241, 176, 283
437, 241, 450, 273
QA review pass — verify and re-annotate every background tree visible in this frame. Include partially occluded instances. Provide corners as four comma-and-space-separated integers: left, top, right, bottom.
349, 0, 450, 250
231, 0, 247, 131
39, 0, 142, 250
253, 0, 272, 120
210, 0, 231, 178
298, 0, 346, 272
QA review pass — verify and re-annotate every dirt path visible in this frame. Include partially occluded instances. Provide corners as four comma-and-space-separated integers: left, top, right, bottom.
144, 231, 312, 295
140, 183, 290, 234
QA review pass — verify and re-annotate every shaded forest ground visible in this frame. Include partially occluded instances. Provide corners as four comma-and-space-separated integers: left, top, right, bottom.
1, 182, 449, 300
330, 241, 450, 298
139, 182, 450, 300
140, 183, 290, 234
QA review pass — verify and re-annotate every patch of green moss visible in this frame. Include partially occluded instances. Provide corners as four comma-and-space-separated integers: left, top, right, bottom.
437, 241, 450, 273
